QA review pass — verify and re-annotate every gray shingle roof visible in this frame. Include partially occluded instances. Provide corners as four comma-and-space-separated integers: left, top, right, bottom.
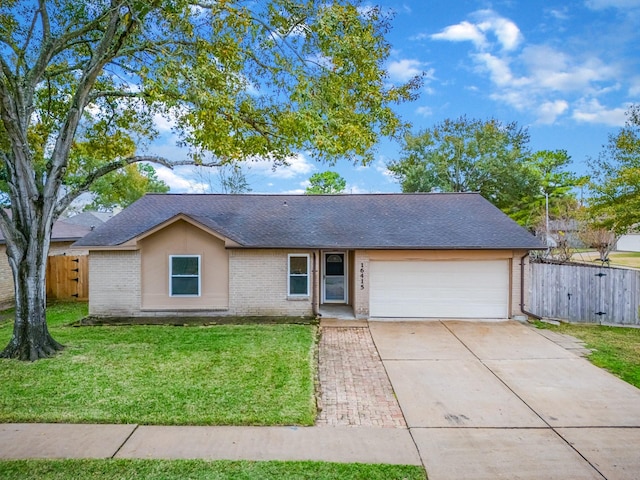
0, 216, 92, 244
73, 193, 544, 250
63, 211, 114, 228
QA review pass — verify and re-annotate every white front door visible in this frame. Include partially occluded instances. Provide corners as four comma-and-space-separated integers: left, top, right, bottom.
323, 252, 347, 303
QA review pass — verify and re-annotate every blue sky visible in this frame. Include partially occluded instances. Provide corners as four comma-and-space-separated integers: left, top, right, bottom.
148, 0, 640, 195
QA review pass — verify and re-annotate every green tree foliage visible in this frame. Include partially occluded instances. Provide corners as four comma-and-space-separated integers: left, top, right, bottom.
588, 104, 640, 236
305, 171, 346, 194
387, 116, 582, 227
0, 0, 419, 360
85, 164, 169, 211
510, 149, 585, 228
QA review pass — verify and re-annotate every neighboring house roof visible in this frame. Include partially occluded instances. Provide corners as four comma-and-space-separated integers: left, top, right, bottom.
0, 216, 93, 244
548, 219, 582, 232
74, 193, 544, 250
62, 211, 114, 229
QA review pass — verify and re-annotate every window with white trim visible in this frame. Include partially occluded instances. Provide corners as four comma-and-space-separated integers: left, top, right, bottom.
170, 255, 201, 296
288, 254, 310, 296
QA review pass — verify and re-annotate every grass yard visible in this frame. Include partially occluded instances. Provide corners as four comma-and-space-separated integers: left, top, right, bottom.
607, 251, 640, 269
0, 303, 317, 425
570, 250, 640, 269
535, 321, 640, 389
0, 459, 426, 480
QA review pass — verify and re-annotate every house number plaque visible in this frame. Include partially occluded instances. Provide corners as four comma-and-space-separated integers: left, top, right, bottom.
360, 263, 365, 290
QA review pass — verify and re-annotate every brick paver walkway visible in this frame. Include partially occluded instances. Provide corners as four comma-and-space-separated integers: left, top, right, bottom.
316, 326, 406, 428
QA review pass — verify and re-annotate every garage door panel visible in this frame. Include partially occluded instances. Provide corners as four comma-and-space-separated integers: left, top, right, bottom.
369, 260, 509, 318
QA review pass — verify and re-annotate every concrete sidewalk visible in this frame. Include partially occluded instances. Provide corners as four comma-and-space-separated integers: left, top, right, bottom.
0, 423, 421, 465
370, 320, 640, 480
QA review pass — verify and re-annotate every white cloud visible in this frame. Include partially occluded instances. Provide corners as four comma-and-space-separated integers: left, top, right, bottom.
374, 158, 395, 180
387, 59, 425, 83
585, 0, 640, 10
428, 9, 633, 126
520, 46, 619, 93
546, 7, 570, 20
155, 166, 208, 193
536, 100, 569, 124
473, 52, 524, 88
344, 184, 369, 194
279, 188, 306, 194
416, 106, 433, 117
489, 90, 530, 111
572, 99, 629, 125
629, 77, 640, 97
249, 153, 316, 179
431, 11, 522, 52
431, 21, 487, 49
474, 10, 523, 51
153, 113, 175, 133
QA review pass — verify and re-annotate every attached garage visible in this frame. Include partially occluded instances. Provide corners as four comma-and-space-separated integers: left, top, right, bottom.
369, 259, 510, 318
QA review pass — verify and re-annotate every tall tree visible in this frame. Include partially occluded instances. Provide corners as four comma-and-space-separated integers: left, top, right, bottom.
508, 149, 584, 229
387, 116, 532, 213
0, 0, 419, 360
305, 170, 346, 194
387, 117, 582, 227
588, 104, 640, 236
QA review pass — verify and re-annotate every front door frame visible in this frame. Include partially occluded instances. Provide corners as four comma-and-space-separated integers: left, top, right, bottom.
322, 251, 348, 304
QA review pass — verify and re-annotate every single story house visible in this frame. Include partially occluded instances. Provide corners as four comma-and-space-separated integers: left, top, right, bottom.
74, 193, 544, 320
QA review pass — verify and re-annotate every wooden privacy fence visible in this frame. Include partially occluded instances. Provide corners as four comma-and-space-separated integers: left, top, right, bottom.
529, 261, 640, 325
46, 255, 88, 301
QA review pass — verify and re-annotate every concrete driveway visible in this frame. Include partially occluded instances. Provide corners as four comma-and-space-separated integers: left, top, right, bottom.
369, 320, 640, 480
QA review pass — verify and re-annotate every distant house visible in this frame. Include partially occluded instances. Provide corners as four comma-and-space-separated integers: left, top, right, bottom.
617, 234, 640, 252
0, 212, 111, 308
75, 193, 543, 320
547, 219, 584, 249
61, 211, 115, 231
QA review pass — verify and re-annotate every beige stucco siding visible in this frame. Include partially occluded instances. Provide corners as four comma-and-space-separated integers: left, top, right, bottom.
86, 245, 532, 319
139, 220, 229, 310
89, 250, 141, 316
229, 249, 314, 317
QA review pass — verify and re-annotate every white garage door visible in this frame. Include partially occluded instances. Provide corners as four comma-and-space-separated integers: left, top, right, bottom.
369, 260, 509, 318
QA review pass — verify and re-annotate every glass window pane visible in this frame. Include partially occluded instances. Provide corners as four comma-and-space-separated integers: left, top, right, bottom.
172, 277, 199, 295
290, 276, 308, 295
172, 256, 199, 275
326, 255, 344, 276
325, 276, 345, 301
289, 256, 307, 275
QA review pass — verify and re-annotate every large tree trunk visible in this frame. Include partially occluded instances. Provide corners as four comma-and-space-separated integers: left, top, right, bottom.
1, 226, 64, 361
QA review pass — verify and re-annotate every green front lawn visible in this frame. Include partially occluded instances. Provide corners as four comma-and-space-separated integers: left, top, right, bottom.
0, 459, 427, 480
535, 322, 640, 389
0, 303, 317, 425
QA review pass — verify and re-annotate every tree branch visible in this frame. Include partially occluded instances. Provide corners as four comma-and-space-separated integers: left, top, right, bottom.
17, 9, 41, 73
45, 3, 140, 205
55, 155, 214, 215
87, 90, 142, 102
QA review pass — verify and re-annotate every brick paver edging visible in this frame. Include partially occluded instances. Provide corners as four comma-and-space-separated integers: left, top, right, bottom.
316, 326, 406, 428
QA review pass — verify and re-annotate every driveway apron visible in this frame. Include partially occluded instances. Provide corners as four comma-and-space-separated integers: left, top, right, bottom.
369, 320, 640, 480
